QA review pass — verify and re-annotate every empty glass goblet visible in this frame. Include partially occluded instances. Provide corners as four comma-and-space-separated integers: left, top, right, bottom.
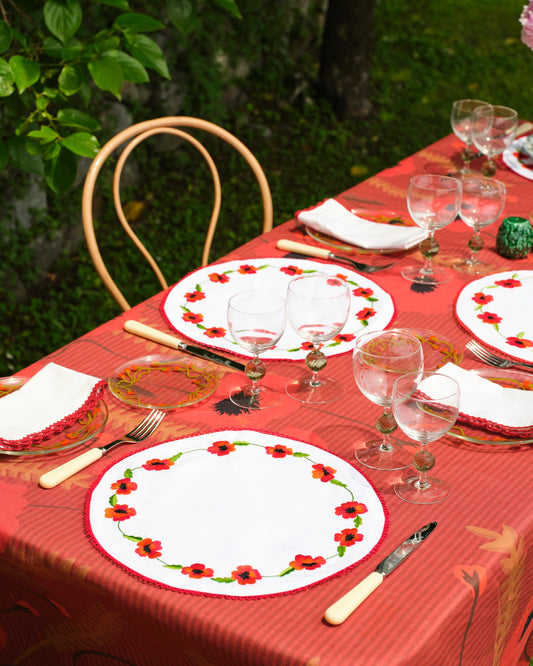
353, 329, 424, 470
227, 290, 286, 409
471, 104, 518, 177
392, 371, 460, 504
402, 174, 462, 285
453, 177, 506, 275
450, 99, 490, 176
285, 273, 350, 404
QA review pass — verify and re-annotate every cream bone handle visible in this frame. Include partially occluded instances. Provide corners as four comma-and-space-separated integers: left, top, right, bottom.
124, 320, 184, 350
324, 571, 384, 625
276, 239, 331, 260
38, 448, 103, 489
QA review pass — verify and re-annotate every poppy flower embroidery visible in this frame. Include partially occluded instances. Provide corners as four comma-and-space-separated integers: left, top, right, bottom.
335, 501, 368, 518
182, 311, 204, 324
311, 463, 336, 482
203, 327, 226, 338
334, 333, 355, 343
356, 307, 376, 321
207, 440, 236, 456
238, 264, 257, 274
111, 478, 138, 495
472, 292, 493, 305
495, 278, 522, 288
182, 563, 214, 579
135, 538, 162, 559
265, 444, 293, 458
506, 336, 533, 348
353, 287, 374, 298
208, 272, 230, 283
231, 565, 262, 585
327, 277, 344, 286
477, 312, 502, 324
185, 291, 205, 302
300, 341, 315, 350
334, 528, 364, 547
290, 554, 326, 570
104, 504, 137, 521
142, 458, 174, 471
280, 265, 303, 276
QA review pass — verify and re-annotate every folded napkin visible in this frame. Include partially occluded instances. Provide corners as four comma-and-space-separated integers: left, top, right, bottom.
436, 362, 533, 437
0, 363, 106, 451
296, 198, 428, 250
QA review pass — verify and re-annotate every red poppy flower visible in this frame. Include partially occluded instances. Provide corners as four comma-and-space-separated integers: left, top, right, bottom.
142, 458, 175, 471
472, 292, 493, 305
280, 265, 303, 276
135, 538, 163, 559
476, 312, 502, 324
182, 311, 204, 324
208, 272, 230, 283
495, 278, 522, 288
353, 287, 374, 298
104, 504, 137, 521
111, 478, 138, 495
334, 528, 364, 547
334, 333, 355, 343
290, 554, 326, 570
182, 563, 214, 579
265, 444, 293, 458
238, 264, 257, 274
185, 291, 206, 302
506, 336, 533, 348
301, 341, 315, 350
311, 463, 336, 482
207, 440, 236, 456
356, 307, 376, 321
203, 326, 226, 338
327, 277, 344, 286
231, 564, 262, 585
335, 501, 368, 518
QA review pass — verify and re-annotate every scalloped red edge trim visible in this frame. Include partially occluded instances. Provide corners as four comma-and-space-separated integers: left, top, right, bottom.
457, 410, 533, 438
0, 379, 107, 451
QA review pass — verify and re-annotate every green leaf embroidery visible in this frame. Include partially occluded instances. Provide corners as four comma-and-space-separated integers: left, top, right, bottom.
211, 577, 235, 583
122, 534, 143, 542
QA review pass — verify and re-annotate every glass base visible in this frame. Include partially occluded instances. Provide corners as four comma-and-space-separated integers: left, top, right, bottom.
453, 258, 494, 276
354, 437, 412, 471
229, 384, 279, 410
285, 375, 344, 404
394, 475, 451, 504
401, 264, 453, 285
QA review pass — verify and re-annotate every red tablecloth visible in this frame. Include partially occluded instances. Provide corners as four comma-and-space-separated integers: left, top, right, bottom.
1, 133, 532, 666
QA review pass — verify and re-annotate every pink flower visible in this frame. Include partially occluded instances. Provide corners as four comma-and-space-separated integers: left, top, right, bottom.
520, 1, 533, 51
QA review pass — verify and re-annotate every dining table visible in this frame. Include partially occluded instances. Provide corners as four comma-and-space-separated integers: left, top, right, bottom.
1, 129, 533, 666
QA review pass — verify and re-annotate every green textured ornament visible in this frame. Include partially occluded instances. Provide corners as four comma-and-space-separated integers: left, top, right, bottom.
496, 216, 533, 259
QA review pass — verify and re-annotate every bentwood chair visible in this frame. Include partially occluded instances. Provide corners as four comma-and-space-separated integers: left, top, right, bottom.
81, 116, 273, 311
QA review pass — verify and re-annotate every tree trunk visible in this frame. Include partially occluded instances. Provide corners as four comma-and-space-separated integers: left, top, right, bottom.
318, 0, 376, 120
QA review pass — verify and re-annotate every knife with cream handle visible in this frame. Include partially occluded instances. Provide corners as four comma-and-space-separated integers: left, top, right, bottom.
123, 320, 245, 372
324, 521, 437, 625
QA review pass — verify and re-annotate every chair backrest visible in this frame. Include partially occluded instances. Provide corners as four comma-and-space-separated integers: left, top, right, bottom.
81, 116, 273, 311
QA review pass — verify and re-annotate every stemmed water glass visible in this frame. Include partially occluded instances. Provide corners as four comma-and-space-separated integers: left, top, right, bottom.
471, 104, 518, 177
450, 99, 490, 176
227, 290, 286, 409
353, 329, 424, 470
285, 273, 350, 404
402, 174, 462, 285
392, 371, 460, 504
453, 177, 506, 275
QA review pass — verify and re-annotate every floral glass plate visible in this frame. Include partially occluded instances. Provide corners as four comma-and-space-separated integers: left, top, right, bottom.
396, 328, 463, 369
302, 208, 415, 255
108, 354, 219, 410
447, 367, 533, 447
0, 376, 109, 456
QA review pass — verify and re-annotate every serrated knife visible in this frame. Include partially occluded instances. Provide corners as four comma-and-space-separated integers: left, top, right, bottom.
324, 521, 437, 625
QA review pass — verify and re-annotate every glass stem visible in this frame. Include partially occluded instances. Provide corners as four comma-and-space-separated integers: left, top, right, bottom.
245, 354, 266, 396
376, 406, 397, 453
306, 343, 327, 388
419, 231, 439, 276
413, 442, 435, 491
468, 226, 484, 265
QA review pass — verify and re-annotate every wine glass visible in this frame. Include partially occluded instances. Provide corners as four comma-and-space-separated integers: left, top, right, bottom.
392, 371, 460, 504
401, 174, 462, 285
453, 177, 506, 275
285, 273, 350, 404
352, 329, 424, 470
450, 99, 490, 176
471, 104, 518, 177
227, 290, 286, 409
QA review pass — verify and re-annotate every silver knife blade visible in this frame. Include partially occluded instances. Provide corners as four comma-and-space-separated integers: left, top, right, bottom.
324, 521, 437, 625
178, 341, 246, 372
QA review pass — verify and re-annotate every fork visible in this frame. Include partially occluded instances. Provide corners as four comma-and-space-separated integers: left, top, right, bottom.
39, 409, 166, 489
466, 340, 533, 372
276, 239, 394, 273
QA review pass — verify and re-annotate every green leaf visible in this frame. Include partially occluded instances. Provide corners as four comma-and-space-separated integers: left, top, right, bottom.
88, 56, 123, 99
124, 468, 133, 478
28, 126, 59, 143
163, 564, 183, 569
9, 55, 40, 94
60, 131, 100, 157
337, 545, 346, 557
0, 58, 14, 97
98, 0, 131, 9
212, 0, 242, 18
211, 577, 235, 583
8, 136, 44, 175
0, 139, 8, 170
105, 50, 149, 83
279, 566, 295, 577
44, 0, 82, 44
58, 108, 100, 132
169, 452, 182, 462
166, 0, 199, 35
114, 13, 165, 32
330, 479, 347, 488
292, 452, 310, 457
58, 64, 82, 95
109, 494, 118, 506
122, 534, 143, 542
44, 146, 77, 195
0, 20, 12, 54
127, 34, 170, 79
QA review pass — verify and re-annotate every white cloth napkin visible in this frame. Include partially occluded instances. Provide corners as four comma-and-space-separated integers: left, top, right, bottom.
296, 198, 428, 250
0, 363, 106, 451
436, 362, 533, 436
